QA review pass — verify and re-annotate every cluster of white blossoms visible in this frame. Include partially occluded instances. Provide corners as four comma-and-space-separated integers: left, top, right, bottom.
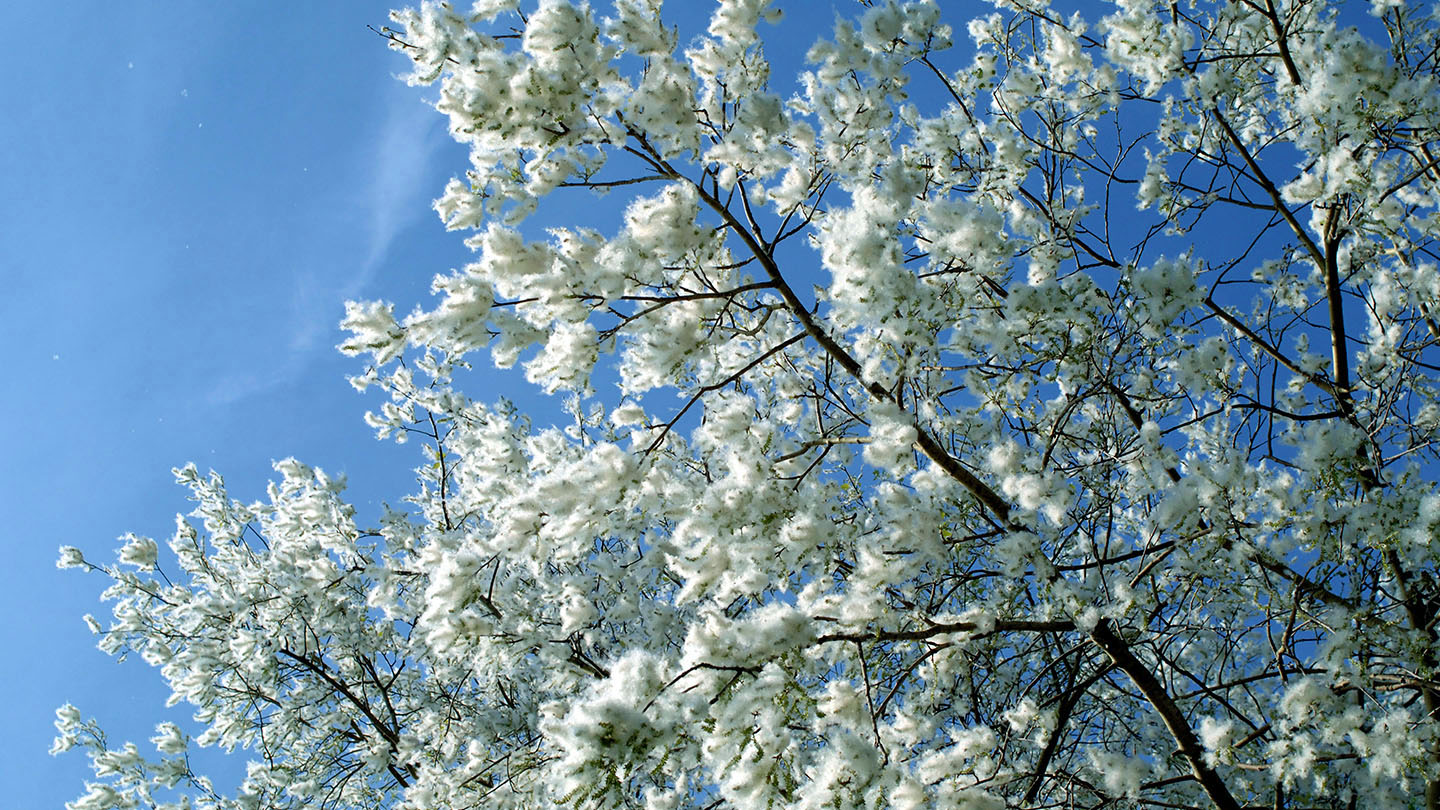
57, 1, 1440, 809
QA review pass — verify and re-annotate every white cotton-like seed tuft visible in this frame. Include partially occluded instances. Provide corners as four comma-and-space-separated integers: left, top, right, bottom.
1127, 256, 1200, 336
1198, 716, 1235, 766
862, 401, 919, 473
524, 320, 598, 393
470, 0, 518, 20
118, 535, 159, 569
57, 546, 86, 569
338, 300, 406, 363
151, 722, 188, 755
609, 401, 646, 427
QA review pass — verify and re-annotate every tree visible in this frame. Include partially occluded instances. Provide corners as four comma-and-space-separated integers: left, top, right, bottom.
53, 0, 1440, 807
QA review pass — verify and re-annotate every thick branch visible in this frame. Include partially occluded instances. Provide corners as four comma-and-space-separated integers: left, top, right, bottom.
1089, 621, 1242, 810
1204, 297, 1343, 398
679, 167, 1016, 523
1209, 107, 1327, 271
279, 649, 402, 752
1319, 207, 1353, 413
817, 619, 1074, 645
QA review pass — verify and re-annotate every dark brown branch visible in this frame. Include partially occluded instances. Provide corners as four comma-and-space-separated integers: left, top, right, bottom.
1089, 621, 1242, 810
1023, 664, 1114, 805
278, 649, 409, 787
818, 619, 1074, 645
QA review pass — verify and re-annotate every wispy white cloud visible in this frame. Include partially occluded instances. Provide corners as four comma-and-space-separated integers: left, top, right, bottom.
294, 83, 452, 356
203, 83, 452, 409
352, 86, 453, 292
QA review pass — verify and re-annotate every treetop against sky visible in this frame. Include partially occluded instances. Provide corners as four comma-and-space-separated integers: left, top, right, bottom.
36, 0, 1440, 809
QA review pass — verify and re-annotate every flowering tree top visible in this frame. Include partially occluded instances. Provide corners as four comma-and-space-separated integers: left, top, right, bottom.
55, 1, 1440, 809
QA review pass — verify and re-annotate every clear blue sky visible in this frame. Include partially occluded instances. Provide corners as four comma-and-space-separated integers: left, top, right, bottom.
2, 2, 478, 805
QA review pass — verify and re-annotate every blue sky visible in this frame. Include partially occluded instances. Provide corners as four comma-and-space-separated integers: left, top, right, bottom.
3, 2, 480, 804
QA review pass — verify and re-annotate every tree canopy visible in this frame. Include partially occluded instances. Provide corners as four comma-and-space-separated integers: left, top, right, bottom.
54, 0, 1440, 808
